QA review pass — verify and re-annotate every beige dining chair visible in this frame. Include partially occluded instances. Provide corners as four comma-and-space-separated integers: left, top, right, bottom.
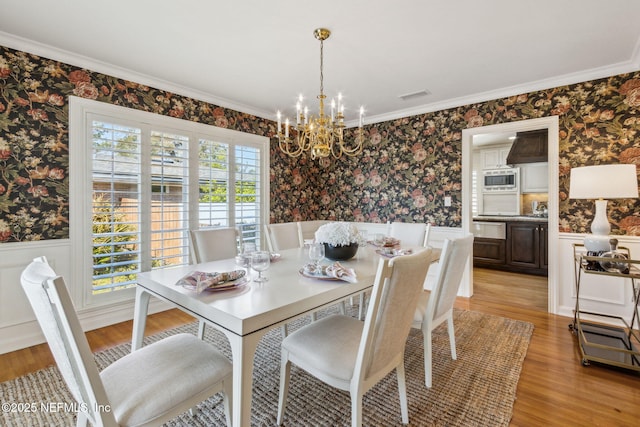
423, 223, 442, 263
297, 219, 330, 241
264, 222, 304, 252
276, 248, 433, 427
190, 227, 242, 338
412, 234, 474, 388
189, 227, 240, 264
21, 257, 233, 427
389, 221, 428, 247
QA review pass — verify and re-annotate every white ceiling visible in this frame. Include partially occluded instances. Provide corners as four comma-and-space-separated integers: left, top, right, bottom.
1, 0, 640, 126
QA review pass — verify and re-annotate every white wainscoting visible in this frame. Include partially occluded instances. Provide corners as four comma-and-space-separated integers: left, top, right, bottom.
0, 240, 170, 354
5, 228, 634, 354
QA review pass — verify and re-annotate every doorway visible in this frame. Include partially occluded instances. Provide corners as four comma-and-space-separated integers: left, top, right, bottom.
461, 116, 559, 314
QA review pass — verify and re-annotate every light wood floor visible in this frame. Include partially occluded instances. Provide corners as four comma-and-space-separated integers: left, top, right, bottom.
2, 268, 638, 426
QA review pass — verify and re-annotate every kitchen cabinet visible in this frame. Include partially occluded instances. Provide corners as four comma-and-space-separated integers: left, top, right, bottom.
473, 238, 506, 266
506, 222, 548, 275
481, 144, 512, 169
520, 162, 549, 193
472, 221, 507, 268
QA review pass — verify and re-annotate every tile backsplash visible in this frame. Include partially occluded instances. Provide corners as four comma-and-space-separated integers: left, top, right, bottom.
522, 194, 549, 216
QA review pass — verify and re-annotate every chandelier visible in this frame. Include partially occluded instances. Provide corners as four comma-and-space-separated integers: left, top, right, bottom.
276, 28, 365, 160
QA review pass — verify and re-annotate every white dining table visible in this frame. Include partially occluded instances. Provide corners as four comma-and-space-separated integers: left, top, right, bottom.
131, 245, 381, 427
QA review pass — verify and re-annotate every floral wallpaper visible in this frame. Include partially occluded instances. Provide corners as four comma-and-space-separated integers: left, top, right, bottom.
272, 72, 640, 235
1, 44, 639, 243
0, 46, 275, 242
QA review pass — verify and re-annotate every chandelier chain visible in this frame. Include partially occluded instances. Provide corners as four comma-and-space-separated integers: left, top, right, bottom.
319, 39, 324, 96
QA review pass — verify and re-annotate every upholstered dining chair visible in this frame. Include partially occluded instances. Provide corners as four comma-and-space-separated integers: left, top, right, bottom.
264, 222, 303, 252
389, 221, 428, 247
276, 248, 433, 427
21, 257, 233, 427
297, 219, 330, 242
189, 227, 240, 264
190, 227, 241, 338
412, 234, 474, 388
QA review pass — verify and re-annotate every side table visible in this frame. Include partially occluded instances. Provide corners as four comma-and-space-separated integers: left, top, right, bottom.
570, 244, 640, 371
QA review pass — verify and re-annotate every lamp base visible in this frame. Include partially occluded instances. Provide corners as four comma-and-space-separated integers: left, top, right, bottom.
584, 234, 611, 253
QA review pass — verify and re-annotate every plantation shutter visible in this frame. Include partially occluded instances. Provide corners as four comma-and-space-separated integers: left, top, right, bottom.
91, 121, 142, 292
149, 130, 190, 270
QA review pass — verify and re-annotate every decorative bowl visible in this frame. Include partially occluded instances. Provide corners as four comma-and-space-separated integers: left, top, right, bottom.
323, 243, 359, 261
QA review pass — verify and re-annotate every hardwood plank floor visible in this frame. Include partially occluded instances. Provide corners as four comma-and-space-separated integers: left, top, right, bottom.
2, 268, 638, 425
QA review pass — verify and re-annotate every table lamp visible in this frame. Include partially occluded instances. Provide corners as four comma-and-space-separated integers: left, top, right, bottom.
569, 164, 639, 252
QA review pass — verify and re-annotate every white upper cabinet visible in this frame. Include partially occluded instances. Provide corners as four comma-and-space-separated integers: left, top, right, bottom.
521, 162, 549, 193
481, 144, 512, 169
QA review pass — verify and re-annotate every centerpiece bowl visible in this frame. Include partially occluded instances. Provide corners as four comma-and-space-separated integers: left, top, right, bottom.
323, 242, 359, 261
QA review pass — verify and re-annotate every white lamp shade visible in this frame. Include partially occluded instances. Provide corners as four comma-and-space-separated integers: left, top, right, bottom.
569, 164, 638, 199
569, 164, 638, 252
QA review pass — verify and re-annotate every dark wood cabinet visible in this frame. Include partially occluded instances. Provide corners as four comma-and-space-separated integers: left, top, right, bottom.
506, 222, 547, 275
540, 223, 548, 269
473, 238, 506, 266
472, 219, 547, 276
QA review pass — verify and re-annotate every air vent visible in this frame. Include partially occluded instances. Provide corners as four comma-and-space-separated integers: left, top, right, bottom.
398, 89, 431, 101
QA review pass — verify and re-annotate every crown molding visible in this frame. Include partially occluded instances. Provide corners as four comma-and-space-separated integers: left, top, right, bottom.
359, 58, 640, 126
4, 30, 640, 128
0, 31, 273, 121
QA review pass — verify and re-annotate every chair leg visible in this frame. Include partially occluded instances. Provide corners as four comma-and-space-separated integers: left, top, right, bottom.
197, 320, 206, 339
396, 360, 409, 424
422, 326, 433, 388
358, 293, 366, 320
339, 300, 346, 315
447, 314, 457, 360
350, 390, 363, 427
276, 351, 292, 425
281, 324, 289, 339
222, 378, 233, 427
75, 411, 88, 427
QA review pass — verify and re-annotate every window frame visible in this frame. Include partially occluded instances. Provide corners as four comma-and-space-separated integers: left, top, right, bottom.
69, 96, 270, 308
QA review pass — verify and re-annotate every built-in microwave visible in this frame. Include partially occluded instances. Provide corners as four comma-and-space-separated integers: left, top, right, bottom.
483, 168, 519, 192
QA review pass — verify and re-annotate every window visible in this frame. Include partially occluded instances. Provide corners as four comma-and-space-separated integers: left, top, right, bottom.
70, 97, 269, 306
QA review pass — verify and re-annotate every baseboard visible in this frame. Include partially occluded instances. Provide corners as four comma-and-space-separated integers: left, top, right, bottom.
0, 298, 172, 355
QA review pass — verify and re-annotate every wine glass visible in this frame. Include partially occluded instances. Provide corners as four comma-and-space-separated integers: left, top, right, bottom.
309, 243, 325, 270
251, 250, 271, 282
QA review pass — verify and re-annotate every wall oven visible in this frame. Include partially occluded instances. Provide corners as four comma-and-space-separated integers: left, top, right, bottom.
483, 168, 519, 192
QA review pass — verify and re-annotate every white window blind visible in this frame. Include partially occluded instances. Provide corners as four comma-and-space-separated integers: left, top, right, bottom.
91, 121, 142, 293
150, 131, 190, 270
70, 97, 269, 304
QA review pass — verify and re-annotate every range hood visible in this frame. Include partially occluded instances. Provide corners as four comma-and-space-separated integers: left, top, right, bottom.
506, 129, 548, 164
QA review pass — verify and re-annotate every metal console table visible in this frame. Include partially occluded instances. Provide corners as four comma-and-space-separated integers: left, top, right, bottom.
570, 244, 640, 371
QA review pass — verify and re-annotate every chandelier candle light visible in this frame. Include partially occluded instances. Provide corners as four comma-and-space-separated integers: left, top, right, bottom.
277, 28, 365, 160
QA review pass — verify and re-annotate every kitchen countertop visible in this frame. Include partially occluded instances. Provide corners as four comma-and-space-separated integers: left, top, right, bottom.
473, 215, 548, 223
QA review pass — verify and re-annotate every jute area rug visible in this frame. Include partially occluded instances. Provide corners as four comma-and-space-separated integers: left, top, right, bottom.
1, 308, 533, 426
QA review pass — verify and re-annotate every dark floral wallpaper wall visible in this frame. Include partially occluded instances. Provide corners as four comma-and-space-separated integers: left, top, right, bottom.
1, 44, 639, 242
274, 71, 640, 236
